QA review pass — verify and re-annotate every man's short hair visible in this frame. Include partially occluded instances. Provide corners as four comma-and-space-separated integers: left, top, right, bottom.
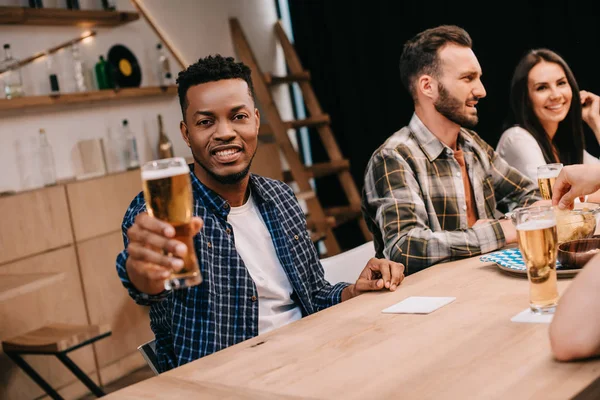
176, 54, 256, 121
399, 25, 472, 99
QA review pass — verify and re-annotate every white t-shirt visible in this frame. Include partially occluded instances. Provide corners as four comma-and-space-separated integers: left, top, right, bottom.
496, 126, 600, 181
227, 193, 302, 335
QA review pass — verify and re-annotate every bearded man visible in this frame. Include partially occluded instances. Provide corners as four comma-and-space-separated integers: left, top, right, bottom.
361, 25, 542, 274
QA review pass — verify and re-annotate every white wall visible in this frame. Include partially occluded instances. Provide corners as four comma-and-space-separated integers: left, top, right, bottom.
0, 0, 290, 192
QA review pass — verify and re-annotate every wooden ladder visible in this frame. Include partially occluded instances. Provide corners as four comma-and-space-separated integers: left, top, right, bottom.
229, 18, 371, 256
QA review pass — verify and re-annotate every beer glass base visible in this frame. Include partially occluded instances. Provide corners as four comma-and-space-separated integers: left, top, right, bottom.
164, 274, 202, 290
530, 304, 556, 315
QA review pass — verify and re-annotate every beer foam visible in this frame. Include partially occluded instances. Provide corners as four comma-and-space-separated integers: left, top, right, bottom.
538, 172, 559, 179
516, 220, 556, 231
142, 164, 189, 180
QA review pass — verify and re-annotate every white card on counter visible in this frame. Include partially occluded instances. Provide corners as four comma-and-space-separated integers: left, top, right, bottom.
510, 308, 554, 324
382, 296, 456, 314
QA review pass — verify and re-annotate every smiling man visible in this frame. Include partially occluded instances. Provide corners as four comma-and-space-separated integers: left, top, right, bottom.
361, 25, 541, 275
116, 55, 404, 372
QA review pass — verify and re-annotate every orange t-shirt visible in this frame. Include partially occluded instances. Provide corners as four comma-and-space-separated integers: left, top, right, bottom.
453, 149, 478, 227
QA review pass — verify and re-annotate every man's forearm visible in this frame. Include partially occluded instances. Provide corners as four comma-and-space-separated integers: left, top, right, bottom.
341, 285, 357, 302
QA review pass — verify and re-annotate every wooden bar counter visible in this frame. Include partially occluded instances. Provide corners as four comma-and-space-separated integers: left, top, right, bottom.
105, 256, 600, 399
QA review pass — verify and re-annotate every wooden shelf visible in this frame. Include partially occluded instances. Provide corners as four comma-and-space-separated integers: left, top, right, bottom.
0, 86, 177, 112
0, 6, 139, 27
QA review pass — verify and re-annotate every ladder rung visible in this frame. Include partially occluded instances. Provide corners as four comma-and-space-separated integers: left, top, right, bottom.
282, 159, 350, 182
295, 190, 316, 201
259, 115, 329, 135
264, 71, 310, 85
310, 231, 327, 243
306, 216, 336, 230
309, 159, 350, 179
286, 115, 330, 130
324, 205, 361, 218
324, 205, 362, 227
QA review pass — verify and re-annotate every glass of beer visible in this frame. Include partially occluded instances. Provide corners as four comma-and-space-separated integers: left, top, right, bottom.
514, 206, 559, 314
141, 157, 202, 290
537, 163, 563, 200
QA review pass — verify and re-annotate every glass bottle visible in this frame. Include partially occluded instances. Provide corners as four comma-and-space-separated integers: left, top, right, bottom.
95, 55, 113, 90
1, 44, 25, 99
66, 0, 80, 9
122, 119, 140, 169
157, 114, 174, 159
39, 129, 57, 186
156, 43, 173, 86
71, 44, 92, 92
46, 53, 60, 94
101, 0, 116, 11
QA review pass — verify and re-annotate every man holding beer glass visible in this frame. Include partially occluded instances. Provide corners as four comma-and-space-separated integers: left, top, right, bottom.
116, 55, 405, 372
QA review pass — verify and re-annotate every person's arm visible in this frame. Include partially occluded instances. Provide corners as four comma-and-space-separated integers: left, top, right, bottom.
363, 148, 508, 275
278, 184, 349, 311
116, 194, 202, 305
280, 184, 404, 310
472, 130, 541, 209
496, 126, 547, 182
551, 164, 600, 209
549, 254, 600, 361
580, 90, 600, 143
341, 258, 406, 301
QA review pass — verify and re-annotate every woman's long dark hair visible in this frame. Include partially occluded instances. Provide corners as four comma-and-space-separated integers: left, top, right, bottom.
506, 49, 584, 165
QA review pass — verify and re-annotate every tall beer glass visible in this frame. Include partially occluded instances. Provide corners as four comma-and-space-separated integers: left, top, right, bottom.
141, 157, 202, 290
514, 206, 559, 314
537, 163, 563, 200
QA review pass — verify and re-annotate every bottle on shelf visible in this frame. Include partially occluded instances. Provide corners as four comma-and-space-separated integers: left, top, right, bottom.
0, 44, 25, 99
122, 119, 140, 169
101, 0, 116, 11
28, 0, 44, 8
38, 129, 57, 186
46, 53, 60, 95
70, 44, 93, 92
157, 114, 174, 159
95, 55, 114, 90
156, 43, 173, 86
66, 0, 80, 10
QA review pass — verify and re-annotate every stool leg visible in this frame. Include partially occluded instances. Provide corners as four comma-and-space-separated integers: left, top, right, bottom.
6, 352, 64, 400
55, 352, 105, 397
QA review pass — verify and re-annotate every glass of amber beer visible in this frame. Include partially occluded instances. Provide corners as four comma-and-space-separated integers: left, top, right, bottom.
537, 163, 563, 200
141, 157, 202, 290
514, 206, 559, 314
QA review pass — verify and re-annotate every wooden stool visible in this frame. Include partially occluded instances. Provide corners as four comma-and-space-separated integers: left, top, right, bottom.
2, 323, 111, 400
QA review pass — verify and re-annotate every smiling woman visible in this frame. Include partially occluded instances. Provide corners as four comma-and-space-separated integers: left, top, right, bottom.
496, 49, 600, 182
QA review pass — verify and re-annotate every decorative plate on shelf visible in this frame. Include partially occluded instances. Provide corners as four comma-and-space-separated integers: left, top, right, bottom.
480, 248, 579, 278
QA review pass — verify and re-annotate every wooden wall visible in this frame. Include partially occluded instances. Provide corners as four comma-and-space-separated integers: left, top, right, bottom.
0, 170, 153, 400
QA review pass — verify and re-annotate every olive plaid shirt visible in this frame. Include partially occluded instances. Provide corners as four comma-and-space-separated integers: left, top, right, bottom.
362, 114, 541, 274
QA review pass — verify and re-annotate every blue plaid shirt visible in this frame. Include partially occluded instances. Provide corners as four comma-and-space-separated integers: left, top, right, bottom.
116, 167, 349, 372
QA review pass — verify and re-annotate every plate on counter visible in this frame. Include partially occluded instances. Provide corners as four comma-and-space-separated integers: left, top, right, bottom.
480, 248, 579, 278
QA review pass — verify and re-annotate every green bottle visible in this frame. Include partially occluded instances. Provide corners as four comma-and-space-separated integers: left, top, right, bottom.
95, 55, 114, 90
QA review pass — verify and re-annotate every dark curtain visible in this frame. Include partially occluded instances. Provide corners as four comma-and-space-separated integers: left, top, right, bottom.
288, 0, 600, 250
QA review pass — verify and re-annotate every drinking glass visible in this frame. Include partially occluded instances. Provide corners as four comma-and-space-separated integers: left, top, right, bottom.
537, 163, 563, 200
514, 206, 559, 314
141, 157, 201, 290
